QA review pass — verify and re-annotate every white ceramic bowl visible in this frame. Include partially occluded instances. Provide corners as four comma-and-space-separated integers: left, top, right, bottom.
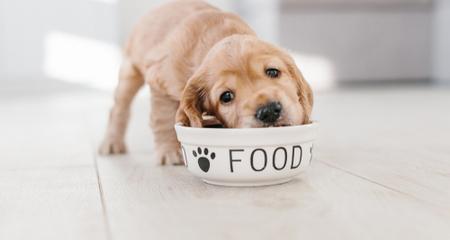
174, 122, 318, 187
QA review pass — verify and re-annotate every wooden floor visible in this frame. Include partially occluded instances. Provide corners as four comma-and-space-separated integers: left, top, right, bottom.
1, 84, 449, 240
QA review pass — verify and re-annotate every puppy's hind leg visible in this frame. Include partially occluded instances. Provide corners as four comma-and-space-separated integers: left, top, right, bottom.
99, 58, 144, 155
150, 90, 183, 165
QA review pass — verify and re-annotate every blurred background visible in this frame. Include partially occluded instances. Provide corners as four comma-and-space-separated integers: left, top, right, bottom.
1, 0, 449, 92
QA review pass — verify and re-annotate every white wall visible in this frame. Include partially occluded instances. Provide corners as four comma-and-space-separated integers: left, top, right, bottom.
0, 0, 444, 87
117, 0, 164, 44
432, 0, 450, 84
232, 0, 280, 44
117, 0, 279, 44
1, 0, 44, 79
0, 0, 119, 83
0, 0, 254, 87
280, 4, 432, 82
0, 0, 5, 78
283, 0, 431, 5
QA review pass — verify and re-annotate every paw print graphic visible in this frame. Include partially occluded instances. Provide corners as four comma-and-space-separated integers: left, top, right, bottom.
192, 147, 216, 172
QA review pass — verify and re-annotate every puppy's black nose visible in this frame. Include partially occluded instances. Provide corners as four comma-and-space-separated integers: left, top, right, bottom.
255, 101, 282, 124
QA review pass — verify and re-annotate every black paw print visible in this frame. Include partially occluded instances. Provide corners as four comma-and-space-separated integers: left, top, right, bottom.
192, 147, 216, 172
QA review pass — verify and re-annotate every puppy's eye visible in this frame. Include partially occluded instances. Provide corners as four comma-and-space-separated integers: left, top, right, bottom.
265, 68, 280, 78
220, 91, 234, 104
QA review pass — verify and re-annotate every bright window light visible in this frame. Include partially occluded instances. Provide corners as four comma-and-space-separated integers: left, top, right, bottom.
291, 52, 336, 91
43, 31, 122, 91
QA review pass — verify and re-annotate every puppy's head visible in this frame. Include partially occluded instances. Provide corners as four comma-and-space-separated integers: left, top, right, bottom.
176, 35, 313, 128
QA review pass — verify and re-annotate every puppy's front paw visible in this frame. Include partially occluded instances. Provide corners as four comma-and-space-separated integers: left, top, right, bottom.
99, 138, 127, 155
158, 150, 184, 165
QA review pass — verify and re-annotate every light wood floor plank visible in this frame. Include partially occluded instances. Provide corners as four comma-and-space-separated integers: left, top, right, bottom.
0, 94, 94, 168
0, 166, 109, 240
96, 153, 450, 240
314, 88, 450, 208
0, 92, 111, 240
3, 86, 450, 240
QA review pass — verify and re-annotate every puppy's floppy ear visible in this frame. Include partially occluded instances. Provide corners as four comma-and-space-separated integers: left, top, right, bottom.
283, 54, 314, 124
176, 71, 208, 128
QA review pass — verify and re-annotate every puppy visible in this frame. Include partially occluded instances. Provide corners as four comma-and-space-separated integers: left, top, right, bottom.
99, 0, 313, 165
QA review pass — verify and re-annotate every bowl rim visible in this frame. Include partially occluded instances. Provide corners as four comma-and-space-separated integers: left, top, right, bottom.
175, 121, 317, 132
174, 121, 318, 147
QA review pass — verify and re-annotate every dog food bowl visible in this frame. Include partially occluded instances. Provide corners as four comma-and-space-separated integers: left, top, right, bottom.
174, 122, 318, 187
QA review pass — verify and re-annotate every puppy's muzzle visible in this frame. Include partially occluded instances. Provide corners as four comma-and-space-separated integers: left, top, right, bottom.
255, 101, 282, 124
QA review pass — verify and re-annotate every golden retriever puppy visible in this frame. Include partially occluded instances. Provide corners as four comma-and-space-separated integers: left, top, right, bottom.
99, 0, 313, 165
